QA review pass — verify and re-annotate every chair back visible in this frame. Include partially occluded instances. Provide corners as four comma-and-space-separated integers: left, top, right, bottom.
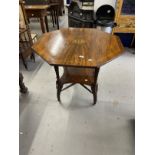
19, 0, 33, 45
19, 0, 28, 29
19, 0, 36, 69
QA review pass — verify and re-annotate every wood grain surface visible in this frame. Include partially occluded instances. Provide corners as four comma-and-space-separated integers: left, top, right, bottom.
32, 28, 124, 68
25, 5, 50, 10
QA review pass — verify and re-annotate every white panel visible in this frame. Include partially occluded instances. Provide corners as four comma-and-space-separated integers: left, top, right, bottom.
94, 0, 117, 12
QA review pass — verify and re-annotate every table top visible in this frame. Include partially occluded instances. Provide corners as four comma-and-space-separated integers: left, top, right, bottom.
25, 5, 51, 10
32, 28, 124, 68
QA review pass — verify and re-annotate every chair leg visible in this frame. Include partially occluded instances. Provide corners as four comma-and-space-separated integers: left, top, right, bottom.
56, 80, 63, 102
55, 9, 59, 29
91, 84, 98, 105
19, 73, 28, 93
30, 52, 35, 62
50, 15, 54, 27
27, 18, 30, 23
51, 11, 55, 27
20, 53, 28, 70
50, 10, 56, 27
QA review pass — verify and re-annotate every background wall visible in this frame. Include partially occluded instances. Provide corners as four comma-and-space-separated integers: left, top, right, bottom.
64, 0, 66, 5
64, 0, 117, 10
94, 0, 117, 11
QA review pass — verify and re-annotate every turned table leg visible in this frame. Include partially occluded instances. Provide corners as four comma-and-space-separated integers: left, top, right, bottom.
45, 16, 49, 32
92, 67, 100, 105
40, 16, 46, 33
54, 66, 62, 102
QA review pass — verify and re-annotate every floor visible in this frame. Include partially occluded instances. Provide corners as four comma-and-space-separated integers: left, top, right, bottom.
19, 9, 135, 155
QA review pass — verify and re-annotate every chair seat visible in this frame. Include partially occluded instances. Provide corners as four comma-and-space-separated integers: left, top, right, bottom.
60, 67, 95, 85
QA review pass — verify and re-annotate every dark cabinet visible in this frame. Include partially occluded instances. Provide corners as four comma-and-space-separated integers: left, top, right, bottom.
68, 16, 94, 28
68, 1, 94, 28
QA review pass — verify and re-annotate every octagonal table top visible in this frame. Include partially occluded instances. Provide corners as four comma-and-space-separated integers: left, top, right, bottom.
32, 28, 124, 68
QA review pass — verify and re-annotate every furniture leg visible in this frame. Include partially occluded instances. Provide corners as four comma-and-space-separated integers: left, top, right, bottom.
56, 80, 63, 102
54, 66, 59, 79
50, 14, 54, 27
91, 67, 100, 105
91, 84, 97, 105
40, 16, 45, 33
130, 34, 135, 48
27, 18, 30, 23
54, 66, 62, 102
20, 53, 28, 70
30, 52, 35, 62
45, 16, 49, 32
55, 8, 59, 29
52, 14, 55, 27
19, 73, 28, 93
50, 10, 55, 27
94, 67, 100, 83
54, 10, 57, 25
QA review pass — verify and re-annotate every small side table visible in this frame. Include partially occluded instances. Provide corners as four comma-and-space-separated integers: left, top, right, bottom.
32, 28, 124, 105
25, 5, 50, 33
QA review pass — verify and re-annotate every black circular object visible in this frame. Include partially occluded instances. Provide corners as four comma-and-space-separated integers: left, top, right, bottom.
96, 5, 115, 20
95, 4, 115, 27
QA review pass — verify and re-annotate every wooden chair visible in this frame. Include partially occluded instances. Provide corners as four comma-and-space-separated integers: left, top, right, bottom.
19, 0, 37, 69
49, 0, 65, 15
54, 66, 99, 105
19, 28, 36, 69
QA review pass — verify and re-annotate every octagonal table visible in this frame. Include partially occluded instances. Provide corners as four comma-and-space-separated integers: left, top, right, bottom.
32, 28, 124, 105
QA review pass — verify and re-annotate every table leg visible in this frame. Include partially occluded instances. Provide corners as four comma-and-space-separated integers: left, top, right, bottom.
45, 16, 49, 32
50, 10, 55, 27
40, 16, 45, 33
54, 8, 59, 30
54, 66, 59, 80
94, 67, 100, 83
54, 66, 62, 102
91, 67, 100, 105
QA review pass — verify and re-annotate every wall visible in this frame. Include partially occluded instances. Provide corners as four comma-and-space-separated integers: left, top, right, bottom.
64, 0, 66, 5
64, 0, 117, 10
94, 0, 117, 11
